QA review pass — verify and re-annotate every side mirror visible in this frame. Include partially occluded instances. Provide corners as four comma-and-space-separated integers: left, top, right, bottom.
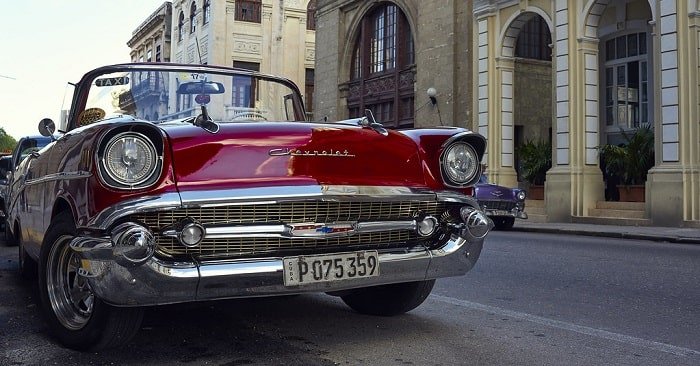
38, 118, 56, 138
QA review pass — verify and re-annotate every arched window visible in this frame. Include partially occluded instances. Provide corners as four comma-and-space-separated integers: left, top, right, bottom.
515, 16, 551, 60
190, 2, 197, 33
203, 0, 211, 24
307, 0, 317, 31
178, 12, 185, 41
347, 3, 415, 129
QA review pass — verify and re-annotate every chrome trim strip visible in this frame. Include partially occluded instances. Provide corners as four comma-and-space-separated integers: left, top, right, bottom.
24, 171, 92, 186
162, 220, 419, 241
178, 185, 438, 207
354, 221, 417, 232
86, 185, 478, 231
86, 192, 182, 230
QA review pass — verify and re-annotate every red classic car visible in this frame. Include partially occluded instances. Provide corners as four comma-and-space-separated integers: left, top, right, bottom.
9, 63, 492, 351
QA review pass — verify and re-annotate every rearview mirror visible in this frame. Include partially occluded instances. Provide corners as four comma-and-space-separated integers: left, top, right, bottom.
177, 81, 226, 95
38, 118, 56, 137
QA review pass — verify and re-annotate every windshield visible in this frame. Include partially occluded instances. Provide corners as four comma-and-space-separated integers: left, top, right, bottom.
76, 66, 304, 128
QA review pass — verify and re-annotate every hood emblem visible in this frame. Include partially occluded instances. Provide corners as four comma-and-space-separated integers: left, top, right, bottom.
490, 191, 504, 198
269, 148, 355, 157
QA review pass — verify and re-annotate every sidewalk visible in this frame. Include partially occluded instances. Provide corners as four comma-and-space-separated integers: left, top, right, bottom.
510, 220, 700, 244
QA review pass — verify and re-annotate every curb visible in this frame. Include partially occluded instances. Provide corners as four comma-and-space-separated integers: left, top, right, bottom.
509, 226, 700, 245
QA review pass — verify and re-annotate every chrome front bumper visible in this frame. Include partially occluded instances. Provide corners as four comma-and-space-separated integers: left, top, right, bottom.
73, 234, 484, 306
71, 185, 492, 307
483, 208, 528, 219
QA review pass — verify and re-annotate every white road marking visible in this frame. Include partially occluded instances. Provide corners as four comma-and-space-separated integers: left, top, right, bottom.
431, 294, 700, 358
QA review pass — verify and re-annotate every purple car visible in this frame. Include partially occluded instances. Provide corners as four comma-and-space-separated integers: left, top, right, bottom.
474, 175, 527, 229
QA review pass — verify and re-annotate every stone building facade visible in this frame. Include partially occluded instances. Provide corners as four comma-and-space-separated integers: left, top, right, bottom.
169, 0, 316, 117
314, 0, 474, 129
315, 0, 699, 227
123, 2, 173, 121
474, 0, 700, 227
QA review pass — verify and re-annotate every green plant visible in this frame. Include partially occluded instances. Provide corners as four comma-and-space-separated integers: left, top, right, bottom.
517, 139, 552, 185
0, 127, 17, 152
597, 124, 654, 186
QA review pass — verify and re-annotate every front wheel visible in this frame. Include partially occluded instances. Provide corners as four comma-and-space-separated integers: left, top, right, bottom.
493, 217, 515, 230
340, 280, 436, 316
38, 211, 144, 351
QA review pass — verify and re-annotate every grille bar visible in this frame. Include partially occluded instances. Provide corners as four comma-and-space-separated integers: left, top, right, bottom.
131, 200, 450, 259
479, 200, 516, 211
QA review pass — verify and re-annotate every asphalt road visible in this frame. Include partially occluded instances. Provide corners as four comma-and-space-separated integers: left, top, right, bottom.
1, 231, 699, 365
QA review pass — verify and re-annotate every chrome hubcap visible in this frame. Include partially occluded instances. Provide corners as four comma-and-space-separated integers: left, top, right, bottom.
46, 235, 94, 330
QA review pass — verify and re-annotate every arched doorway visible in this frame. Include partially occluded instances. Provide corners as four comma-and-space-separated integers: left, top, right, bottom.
584, 0, 656, 203
497, 10, 554, 195
346, 2, 415, 129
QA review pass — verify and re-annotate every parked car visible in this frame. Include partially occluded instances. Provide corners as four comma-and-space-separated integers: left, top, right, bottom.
2, 136, 52, 239
9, 63, 493, 351
474, 175, 527, 229
0, 155, 11, 229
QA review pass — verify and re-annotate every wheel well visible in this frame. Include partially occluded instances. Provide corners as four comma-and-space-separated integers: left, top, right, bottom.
52, 199, 72, 220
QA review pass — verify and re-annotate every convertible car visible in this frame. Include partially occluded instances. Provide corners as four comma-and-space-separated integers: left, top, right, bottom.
7, 63, 492, 351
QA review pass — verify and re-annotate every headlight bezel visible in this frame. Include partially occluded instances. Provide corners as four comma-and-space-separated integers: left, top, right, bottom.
439, 141, 481, 188
97, 130, 163, 190
517, 190, 526, 201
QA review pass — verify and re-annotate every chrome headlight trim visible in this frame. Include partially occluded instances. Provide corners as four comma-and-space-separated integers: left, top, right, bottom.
98, 131, 162, 190
517, 190, 526, 200
440, 141, 480, 188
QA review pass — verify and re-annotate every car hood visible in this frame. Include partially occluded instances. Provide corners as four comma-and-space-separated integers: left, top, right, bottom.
159, 121, 428, 191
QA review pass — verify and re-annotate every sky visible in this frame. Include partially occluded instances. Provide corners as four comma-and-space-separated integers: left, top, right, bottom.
0, 0, 168, 139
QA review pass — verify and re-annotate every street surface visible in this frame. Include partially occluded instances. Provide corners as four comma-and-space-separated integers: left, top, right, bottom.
1, 231, 698, 365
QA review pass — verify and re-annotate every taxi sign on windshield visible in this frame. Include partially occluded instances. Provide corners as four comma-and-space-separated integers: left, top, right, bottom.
95, 77, 129, 87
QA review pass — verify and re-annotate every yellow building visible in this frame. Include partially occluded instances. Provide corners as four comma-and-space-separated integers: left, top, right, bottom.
169, 0, 316, 116
474, 0, 700, 227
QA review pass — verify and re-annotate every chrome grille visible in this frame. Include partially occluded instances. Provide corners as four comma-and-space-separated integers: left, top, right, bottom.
479, 200, 516, 211
130, 200, 449, 259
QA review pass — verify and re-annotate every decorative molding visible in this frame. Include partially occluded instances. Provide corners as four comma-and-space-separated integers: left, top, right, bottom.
234, 40, 262, 55
199, 37, 208, 56
305, 47, 315, 61
474, 5, 497, 18
187, 43, 196, 63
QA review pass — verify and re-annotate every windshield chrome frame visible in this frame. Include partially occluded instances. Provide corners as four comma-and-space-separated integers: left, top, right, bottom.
65, 63, 307, 132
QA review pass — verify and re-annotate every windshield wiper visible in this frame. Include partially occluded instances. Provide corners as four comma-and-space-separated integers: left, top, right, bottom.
184, 105, 219, 134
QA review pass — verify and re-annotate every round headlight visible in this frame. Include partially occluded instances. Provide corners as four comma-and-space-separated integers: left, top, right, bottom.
517, 191, 526, 200
441, 142, 479, 186
101, 132, 159, 187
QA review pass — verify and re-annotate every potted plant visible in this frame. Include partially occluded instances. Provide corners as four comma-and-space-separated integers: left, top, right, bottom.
597, 124, 654, 202
517, 139, 552, 200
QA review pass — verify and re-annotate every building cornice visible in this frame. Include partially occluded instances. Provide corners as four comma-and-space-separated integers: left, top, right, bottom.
128, 2, 171, 47
474, 0, 519, 18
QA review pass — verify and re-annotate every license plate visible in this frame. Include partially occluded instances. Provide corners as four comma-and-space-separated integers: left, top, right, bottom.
283, 251, 380, 286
